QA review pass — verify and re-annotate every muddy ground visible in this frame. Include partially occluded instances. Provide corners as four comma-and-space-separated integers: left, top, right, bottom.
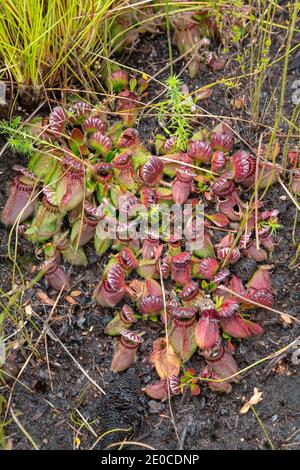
0, 28, 300, 450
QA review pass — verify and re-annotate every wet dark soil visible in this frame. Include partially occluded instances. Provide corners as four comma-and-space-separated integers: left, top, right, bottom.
0, 28, 300, 450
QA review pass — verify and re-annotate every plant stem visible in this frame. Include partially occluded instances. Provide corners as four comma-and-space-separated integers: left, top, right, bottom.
251, 405, 275, 450
164, 0, 173, 76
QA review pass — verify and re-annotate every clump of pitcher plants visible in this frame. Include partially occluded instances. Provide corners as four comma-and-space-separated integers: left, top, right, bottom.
1, 69, 283, 401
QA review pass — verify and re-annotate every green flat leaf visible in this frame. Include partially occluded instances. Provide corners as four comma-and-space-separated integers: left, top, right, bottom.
105, 150, 117, 162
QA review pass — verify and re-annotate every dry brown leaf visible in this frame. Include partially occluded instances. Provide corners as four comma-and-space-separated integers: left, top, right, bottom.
66, 295, 77, 305
233, 97, 246, 110
24, 305, 33, 316
150, 338, 181, 379
240, 388, 263, 414
5, 437, 13, 450
280, 313, 293, 325
37, 290, 47, 300
70, 290, 81, 297
36, 290, 55, 306
240, 402, 251, 414
249, 388, 263, 405
260, 264, 274, 270
30, 265, 37, 273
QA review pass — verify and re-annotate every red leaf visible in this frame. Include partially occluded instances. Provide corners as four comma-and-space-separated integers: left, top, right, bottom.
69, 128, 84, 146
209, 213, 229, 227
191, 384, 201, 396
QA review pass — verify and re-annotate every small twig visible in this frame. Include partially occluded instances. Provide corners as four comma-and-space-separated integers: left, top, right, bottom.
255, 135, 263, 250
199, 335, 300, 384
277, 175, 300, 212
158, 260, 181, 446
1, 370, 34, 393
106, 441, 155, 450
158, 156, 216, 175
282, 441, 300, 448
89, 427, 132, 451
45, 326, 105, 395
10, 408, 39, 450
219, 285, 300, 325
250, 405, 275, 450
284, 427, 300, 443
44, 334, 53, 392
75, 409, 97, 437
206, 224, 238, 233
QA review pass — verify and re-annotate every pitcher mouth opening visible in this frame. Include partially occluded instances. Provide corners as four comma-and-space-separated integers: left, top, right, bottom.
120, 336, 139, 349
13, 178, 36, 192
180, 282, 200, 301
120, 310, 136, 325
83, 214, 98, 227
173, 316, 196, 328
203, 342, 225, 362
42, 197, 60, 214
